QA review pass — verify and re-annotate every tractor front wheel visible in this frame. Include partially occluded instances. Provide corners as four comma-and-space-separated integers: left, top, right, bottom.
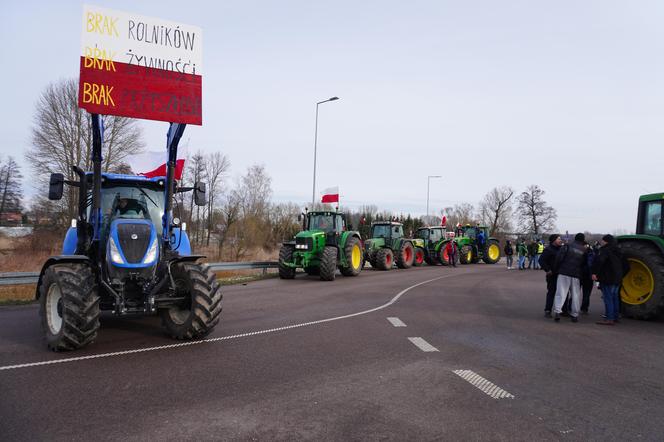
459, 245, 474, 264
319, 246, 338, 281
413, 247, 425, 266
160, 262, 223, 340
482, 240, 501, 264
375, 248, 394, 271
396, 242, 414, 269
619, 240, 664, 319
39, 263, 100, 351
278, 245, 296, 279
340, 236, 363, 277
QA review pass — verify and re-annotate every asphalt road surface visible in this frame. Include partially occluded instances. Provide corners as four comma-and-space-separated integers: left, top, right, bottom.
2, 263, 664, 441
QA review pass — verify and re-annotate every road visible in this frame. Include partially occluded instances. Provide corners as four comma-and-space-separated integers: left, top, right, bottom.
1, 264, 664, 441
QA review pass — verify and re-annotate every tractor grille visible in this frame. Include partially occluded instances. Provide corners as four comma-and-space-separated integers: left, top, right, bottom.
117, 223, 152, 263
296, 236, 313, 251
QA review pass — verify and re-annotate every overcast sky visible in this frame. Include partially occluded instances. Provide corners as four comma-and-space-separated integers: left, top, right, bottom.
2, 0, 663, 233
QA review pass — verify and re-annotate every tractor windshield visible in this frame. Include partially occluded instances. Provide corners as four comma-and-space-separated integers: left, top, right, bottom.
98, 185, 165, 237
416, 229, 429, 239
308, 214, 335, 233
372, 224, 391, 238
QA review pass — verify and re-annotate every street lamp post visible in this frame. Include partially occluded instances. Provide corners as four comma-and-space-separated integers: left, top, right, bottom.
312, 96, 339, 208
426, 175, 442, 221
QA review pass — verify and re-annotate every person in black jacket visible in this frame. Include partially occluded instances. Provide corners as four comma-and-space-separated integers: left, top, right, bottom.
592, 234, 626, 325
539, 234, 563, 317
553, 233, 589, 322
504, 240, 514, 269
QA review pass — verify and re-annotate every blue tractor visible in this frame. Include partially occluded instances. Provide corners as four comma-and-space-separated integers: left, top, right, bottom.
37, 115, 223, 351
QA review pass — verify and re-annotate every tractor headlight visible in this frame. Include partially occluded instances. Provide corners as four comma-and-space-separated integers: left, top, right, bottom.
295, 244, 308, 250
142, 237, 159, 264
109, 237, 125, 265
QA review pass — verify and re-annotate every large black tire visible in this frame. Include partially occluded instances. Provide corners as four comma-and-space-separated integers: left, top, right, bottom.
413, 247, 425, 266
319, 246, 338, 281
619, 241, 664, 319
375, 248, 394, 271
459, 245, 474, 264
439, 241, 452, 266
396, 241, 414, 269
39, 263, 100, 351
278, 245, 296, 279
160, 262, 223, 339
482, 240, 501, 264
340, 236, 363, 277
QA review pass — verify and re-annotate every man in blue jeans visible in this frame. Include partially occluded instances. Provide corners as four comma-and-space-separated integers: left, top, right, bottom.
591, 234, 626, 325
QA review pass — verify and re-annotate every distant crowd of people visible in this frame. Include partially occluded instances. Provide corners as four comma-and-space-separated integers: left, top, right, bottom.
504, 233, 629, 325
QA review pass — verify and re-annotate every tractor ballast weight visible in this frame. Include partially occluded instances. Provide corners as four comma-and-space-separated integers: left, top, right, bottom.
412, 226, 451, 266
617, 193, 664, 319
36, 116, 223, 351
278, 211, 363, 281
453, 225, 501, 265
364, 221, 415, 270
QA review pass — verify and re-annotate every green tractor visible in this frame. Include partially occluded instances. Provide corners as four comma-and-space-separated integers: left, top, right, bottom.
453, 225, 501, 265
617, 193, 664, 319
279, 211, 363, 281
364, 221, 415, 270
412, 226, 455, 266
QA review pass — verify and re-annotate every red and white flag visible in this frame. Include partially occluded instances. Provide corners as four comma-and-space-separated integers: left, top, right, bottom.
441, 215, 447, 227
131, 150, 186, 180
320, 186, 339, 204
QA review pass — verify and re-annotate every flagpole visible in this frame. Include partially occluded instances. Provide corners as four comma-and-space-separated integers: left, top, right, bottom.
311, 96, 339, 208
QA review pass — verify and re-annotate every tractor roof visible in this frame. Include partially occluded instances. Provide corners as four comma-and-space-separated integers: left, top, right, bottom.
308, 211, 345, 216
418, 226, 445, 230
372, 221, 402, 226
639, 193, 664, 202
84, 172, 166, 185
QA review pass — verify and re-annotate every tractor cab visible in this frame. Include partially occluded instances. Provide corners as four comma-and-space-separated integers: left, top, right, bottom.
305, 211, 347, 247
636, 194, 664, 237
371, 222, 403, 246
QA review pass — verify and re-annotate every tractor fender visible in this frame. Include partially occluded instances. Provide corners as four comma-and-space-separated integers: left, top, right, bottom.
617, 236, 664, 255
282, 241, 296, 246
339, 231, 361, 249
168, 254, 206, 265
35, 255, 94, 300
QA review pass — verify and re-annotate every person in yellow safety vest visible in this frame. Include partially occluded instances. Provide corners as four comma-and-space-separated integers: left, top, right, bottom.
535, 240, 545, 270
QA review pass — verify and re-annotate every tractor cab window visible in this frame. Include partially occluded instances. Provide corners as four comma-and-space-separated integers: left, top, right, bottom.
98, 185, 165, 237
464, 228, 477, 239
309, 214, 335, 233
643, 201, 663, 236
336, 215, 345, 232
372, 224, 391, 238
430, 229, 442, 242
393, 225, 403, 238
416, 229, 429, 240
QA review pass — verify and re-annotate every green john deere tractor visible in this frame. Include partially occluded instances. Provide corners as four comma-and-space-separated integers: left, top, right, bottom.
453, 225, 501, 265
364, 221, 415, 270
412, 226, 452, 266
617, 193, 664, 319
279, 211, 363, 281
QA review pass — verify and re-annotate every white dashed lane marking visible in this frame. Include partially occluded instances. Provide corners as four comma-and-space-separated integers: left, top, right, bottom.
453, 369, 515, 399
387, 317, 406, 327
407, 337, 439, 352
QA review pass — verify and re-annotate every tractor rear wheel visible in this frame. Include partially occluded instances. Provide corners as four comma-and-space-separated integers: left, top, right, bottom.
459, 245, 474, 264
619, 241, 664, 319
482, 240, 501, 264
278, 245, 296, 279
319, 246, 338, 281
439, 242, 451, 266
39, 263, 100, 351
396, 241, 414, 269
340, 236, 363, 277
413, 247, 425, 266
375, 248, 394, 271
161, 262, 223, 339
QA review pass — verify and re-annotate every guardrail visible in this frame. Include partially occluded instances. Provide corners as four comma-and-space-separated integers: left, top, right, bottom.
0, 261, 279, 286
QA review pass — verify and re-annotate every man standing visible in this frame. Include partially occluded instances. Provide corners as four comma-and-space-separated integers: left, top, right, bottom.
553, 233, 589, 322
592, 234, 626, 325
504, 240, 514, 269
535, 240, 544, 270
539, 234, 563, 318
445, 239, 458, 267
580, 244, 595, 314
517, 241, 528, 270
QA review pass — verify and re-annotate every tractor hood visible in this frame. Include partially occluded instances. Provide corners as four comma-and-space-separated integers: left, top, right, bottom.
294, 230, 326, 252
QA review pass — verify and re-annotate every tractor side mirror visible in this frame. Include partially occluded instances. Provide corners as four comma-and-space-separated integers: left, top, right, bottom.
297, 214, 302, 222
194, 181, 207, 206
48, 173, 64, 200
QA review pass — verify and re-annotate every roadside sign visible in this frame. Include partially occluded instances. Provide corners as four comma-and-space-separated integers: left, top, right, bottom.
78, 5, 203, 125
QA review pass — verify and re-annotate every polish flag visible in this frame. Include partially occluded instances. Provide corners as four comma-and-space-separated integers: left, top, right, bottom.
441, 216, 447, 227
321, 186, 339, 204
131, 150, 186, 180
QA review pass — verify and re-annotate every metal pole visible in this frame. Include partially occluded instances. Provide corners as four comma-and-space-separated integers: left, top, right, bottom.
312, 103, 319, 208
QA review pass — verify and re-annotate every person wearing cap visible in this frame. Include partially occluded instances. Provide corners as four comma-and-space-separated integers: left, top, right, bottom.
592, 234, 627, 325
539, 234, 563, 318
552, 232, 589, 322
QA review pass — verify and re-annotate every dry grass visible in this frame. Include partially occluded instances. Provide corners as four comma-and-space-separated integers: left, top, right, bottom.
0, 285, 36, 304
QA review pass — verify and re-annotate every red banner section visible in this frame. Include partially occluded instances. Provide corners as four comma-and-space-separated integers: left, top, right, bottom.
78, 57, 202, 125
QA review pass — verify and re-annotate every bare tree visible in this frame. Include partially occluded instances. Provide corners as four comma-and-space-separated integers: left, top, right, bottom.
26, 79, 143, 222
478, 186, 514, 235
204, 152, 231, 246
516, 185, 557, 235
0, 156, 23, 224
442, 203, 477, 227
186, 150, 206, 245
